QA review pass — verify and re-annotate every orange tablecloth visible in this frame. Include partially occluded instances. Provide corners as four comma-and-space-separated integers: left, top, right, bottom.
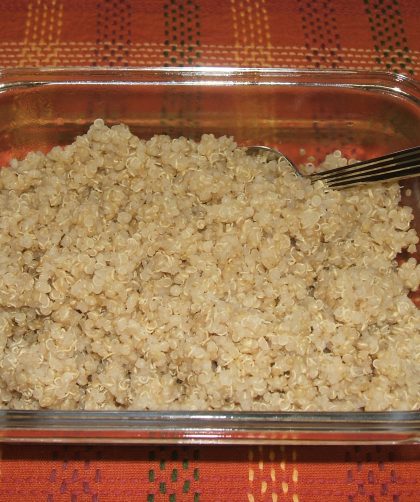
0, 1, 419, 501
0, 0, 419, 74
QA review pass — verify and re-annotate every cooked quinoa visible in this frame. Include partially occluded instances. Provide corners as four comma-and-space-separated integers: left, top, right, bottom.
0, 119, 419, 412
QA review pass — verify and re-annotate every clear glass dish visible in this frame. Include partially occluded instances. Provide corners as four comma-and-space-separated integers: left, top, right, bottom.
0, 67, 418, 444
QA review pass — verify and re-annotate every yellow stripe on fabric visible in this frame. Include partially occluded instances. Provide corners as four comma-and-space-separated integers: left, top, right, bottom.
49, 0, 64, 66
230, 0, 242, 63
247, 447, 255, 501
47, 0, 56, 43
270, 467, 276, 482
39, 0, 49, 43
252, 0, 263, 47
23, 1, 34, 43
260, 0, 273, 64
261, 480, 268, 494
31, 0, 41, 44
245, 446, 304, 502
19, 1, 35, 65
18, 0, 64, 66
292, 448, 299, 502
228, 0, 273, 65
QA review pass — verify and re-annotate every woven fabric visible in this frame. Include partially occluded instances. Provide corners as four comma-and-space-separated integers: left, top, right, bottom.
0, 0, 418, 75
0, 1, 419, 501
1, 444, 419, 501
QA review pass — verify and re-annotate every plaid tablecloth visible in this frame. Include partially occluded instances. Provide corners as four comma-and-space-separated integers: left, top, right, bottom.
0, 0, 419, 74
0, 1, 419, 501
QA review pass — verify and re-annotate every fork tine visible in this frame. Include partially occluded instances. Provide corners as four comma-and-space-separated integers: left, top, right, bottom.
319, 157, 420, 185
310, 146, 420, 183
327, 162, 420, 189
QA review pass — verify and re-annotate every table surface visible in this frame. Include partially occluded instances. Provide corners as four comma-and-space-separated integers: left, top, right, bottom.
0, 1, 419, 501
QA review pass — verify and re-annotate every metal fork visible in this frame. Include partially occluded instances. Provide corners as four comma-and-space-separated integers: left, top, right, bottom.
246, 145, 420, 189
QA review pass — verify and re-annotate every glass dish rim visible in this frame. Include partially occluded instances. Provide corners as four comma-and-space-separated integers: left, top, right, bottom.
0, 65, 418, 444
0, 65, 418, 87
0, 64, 418, 76
1, 409, 419, 445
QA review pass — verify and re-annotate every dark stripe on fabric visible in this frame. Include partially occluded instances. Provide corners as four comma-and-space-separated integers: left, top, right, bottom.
163, 0, 201, 66
297, 0, 343, 68
364, 0, 413, 74
94, 0, 132, 66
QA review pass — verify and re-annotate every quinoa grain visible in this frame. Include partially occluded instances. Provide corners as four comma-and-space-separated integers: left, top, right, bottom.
0, 120, 419, 411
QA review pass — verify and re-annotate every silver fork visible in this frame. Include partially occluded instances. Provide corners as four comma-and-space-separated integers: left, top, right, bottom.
246, 145, 420, 189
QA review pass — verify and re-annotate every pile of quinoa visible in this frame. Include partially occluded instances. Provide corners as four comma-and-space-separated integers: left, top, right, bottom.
0, 119, 419, 412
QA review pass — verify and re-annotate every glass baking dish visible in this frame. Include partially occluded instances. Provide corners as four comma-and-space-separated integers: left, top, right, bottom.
0, 67, 418, 445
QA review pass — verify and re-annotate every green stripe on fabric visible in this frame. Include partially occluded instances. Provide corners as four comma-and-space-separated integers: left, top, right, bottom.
163, 0, 201, 66
171, 468, 178, 482
183, 480, 190, 493
363, 0, 413, 74
297, 0, 343, 68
